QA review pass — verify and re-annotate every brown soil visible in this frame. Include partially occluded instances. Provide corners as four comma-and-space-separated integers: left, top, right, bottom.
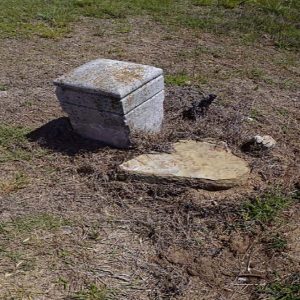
0, 17, 299, 299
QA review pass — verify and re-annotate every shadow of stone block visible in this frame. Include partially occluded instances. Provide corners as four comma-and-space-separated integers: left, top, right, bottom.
27, 117, 106, 156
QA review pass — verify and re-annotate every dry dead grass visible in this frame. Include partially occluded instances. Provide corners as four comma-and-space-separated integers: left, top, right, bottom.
0, 16, 299, 300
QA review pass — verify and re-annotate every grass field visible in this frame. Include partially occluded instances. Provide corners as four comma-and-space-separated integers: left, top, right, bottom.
0, 0, 299, 299
0, 0, 299, 48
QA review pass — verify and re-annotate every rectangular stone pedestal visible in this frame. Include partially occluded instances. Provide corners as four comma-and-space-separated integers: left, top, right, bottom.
54, 59, 164, 148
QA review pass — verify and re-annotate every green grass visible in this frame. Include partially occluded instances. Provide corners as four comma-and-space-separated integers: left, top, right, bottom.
165, 73, 192, 86
264, 233, 288, 252
0, 248, 36, 271
0, 124, 46, 162
258, 274, 300, 300
242, 192, 292, 223
249, 108, 264, 120
0, 0, 298, 49
0, 0, 174, 38
0, 214, 69, 273
183, 0, 300, 49
0, 84, 7, 91
71, 284, 113, 300
0, 214, 69, 275
0, 213, 68, 235
0, 124, 32, 162
0, 172, 29, 194
0, 125, 29, 148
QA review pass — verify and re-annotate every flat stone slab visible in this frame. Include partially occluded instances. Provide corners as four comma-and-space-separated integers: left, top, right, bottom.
119, 140, 250, 190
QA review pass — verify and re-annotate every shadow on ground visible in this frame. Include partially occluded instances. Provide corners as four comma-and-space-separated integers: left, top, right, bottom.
27, 117, 107, 155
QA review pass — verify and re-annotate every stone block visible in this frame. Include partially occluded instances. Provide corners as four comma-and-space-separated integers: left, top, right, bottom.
120, 140, 250, 190
54, 59, 164, 148
64, 91, 164, 148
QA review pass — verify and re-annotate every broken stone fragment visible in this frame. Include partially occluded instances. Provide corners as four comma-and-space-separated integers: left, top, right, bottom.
119, 140, 250, 190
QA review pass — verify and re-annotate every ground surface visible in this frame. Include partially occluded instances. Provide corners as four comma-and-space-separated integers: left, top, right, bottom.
0, 4, 299, 300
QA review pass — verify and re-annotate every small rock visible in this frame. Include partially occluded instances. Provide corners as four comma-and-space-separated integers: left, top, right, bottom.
242, 135, 276, 153
61, 226, 73, 235
0, 91, 8, 98
245, 117, 254, 122
237, 276, 248, 283
254, 135, 276, 148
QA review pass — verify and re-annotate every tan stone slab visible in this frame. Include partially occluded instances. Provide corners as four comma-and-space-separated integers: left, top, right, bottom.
119, 140, 250, 190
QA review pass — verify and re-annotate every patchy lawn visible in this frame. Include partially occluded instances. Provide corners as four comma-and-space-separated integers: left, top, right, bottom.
0, 0, 299, 48
0, 1, 299, 299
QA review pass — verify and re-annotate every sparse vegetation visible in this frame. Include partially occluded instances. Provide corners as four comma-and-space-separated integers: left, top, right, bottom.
257, 274, 300, 300
0, 172, 29, 194
249, 108, 264, 121
71, 285, 112, 300
184, 0, 300, 48
0, 124, 32, 162
242, 192, 292, 223
0, 124, 46, 162
264, 233, 288, 252
0, 0, 299, 48
165, 74, 192, 86
0, 248, 36, 271
0, 84, 7, 91
0, 0, 299, 299
0, 214, 68, 235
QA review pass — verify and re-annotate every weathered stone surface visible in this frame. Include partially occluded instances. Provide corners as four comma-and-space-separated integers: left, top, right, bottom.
54, 59, 163, 99
126, 90, 164, 132
66, 91, 164, 148
56, 75, 164, 115
119, 140, 250, 190
54, 59, 164, 148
